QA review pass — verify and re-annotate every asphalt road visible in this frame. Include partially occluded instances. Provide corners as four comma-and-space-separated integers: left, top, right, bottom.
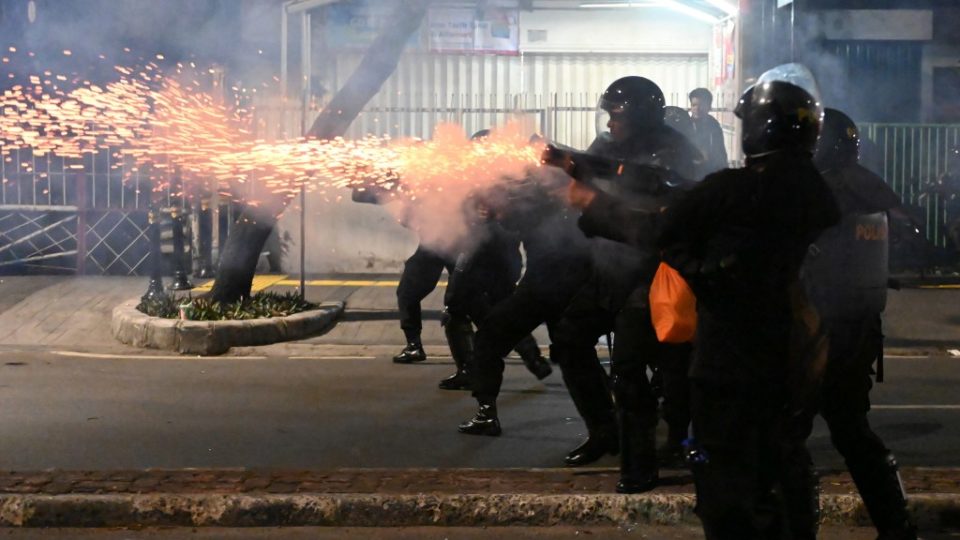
0, 527, 957, 539
0, 346, 957, 470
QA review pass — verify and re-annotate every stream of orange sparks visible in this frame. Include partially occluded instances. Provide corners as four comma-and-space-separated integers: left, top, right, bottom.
1, 57, 545, 209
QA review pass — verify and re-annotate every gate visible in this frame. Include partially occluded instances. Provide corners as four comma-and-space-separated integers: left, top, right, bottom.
0, 147, 167, 275
861, 123, 960, 248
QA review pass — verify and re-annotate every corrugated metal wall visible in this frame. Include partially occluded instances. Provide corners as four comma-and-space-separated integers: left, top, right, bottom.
287, 51, 709, 148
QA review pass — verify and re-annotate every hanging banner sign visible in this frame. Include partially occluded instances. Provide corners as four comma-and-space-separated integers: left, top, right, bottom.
712, 20, 736, 86
428, 7, 519, 55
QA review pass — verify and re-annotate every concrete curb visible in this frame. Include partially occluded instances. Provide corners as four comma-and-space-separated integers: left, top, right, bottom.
111, 299, 344, 355
0, 493, 956, 528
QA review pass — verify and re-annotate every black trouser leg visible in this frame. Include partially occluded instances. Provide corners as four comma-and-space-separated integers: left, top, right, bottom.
825, 403, 916, 539
396, 245, 448, 343
611, 305, 660, 491
691, 379, 788, 540
779, 417, 820, 540
821, 317, 916, 540
658, 342, 692, 448
439, 314, 474, 390
470, 286, 555, 401
550, 293, 617, 440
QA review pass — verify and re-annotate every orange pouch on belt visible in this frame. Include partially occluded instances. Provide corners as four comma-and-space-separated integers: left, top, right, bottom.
649, 262, 697, 343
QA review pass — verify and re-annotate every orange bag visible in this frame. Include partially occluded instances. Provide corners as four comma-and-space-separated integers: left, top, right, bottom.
649, 262, 697, 343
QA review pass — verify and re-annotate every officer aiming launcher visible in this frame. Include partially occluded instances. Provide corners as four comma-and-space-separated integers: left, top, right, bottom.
540, 142, 692, 195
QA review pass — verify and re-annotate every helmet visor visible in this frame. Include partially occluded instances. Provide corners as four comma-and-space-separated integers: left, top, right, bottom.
753, 63, 824, 122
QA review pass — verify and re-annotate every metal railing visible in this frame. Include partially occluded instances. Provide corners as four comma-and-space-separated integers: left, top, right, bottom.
861, 123, 960, 248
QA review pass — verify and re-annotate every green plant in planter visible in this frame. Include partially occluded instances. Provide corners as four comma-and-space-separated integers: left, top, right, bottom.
137, 291, 317, 320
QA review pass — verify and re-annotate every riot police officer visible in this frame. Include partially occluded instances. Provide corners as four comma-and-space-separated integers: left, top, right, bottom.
456, 165, 598, 439
466, 76, 699, 492
798, 108, 917, 540
438, 189, 552, 390
576, 76, 700, 493
381, 129, 549, 378
570, 64, 840, 536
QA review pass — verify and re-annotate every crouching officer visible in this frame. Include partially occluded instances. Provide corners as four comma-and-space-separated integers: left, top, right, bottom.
798, 108, 917, 540
438, 190, 551, 391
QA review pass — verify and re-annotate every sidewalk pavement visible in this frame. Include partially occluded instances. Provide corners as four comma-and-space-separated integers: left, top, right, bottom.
2, 274, 960, 354
0, 468, 957, 528
1, 275, 960, 529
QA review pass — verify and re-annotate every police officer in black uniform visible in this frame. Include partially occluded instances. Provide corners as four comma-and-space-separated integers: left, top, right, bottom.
369, 129, 549, 375
456, 165, 598, 439
437, 188, 552, 390
464, 77, 699, 492
572, 76, 700, 493
570, 64, 841, 536
351, 182, 455, 364
798, 108, 917, 540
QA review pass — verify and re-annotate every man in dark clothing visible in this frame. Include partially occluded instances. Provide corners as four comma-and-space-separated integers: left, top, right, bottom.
487, 76, 699, 492
437, 192, 552, 390
570, 64, 841, 538
350, 183, 454, 364
393, 245, 456, 363
456, 170, 598, 438
355, 129, 548, 374
797, 108, 917, 540
572, 88, 699, 492
689, 88, 728, 176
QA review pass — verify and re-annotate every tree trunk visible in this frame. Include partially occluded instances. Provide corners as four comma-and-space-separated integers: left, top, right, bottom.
210, 0, 432, 303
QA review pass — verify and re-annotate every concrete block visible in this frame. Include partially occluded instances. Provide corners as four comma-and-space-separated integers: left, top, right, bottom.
281, 313, 306, 338
211, 320, 247, 353
177, 321, 222, 356
146, 318, 178, 351
246, 319, 281, 346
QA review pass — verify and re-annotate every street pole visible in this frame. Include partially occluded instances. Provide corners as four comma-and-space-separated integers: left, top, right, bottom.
299, 10, 311, 300
300, 184, 306, 299
196, 197, 214, 278
170, 207, 194, 291
142, 206, 165, 302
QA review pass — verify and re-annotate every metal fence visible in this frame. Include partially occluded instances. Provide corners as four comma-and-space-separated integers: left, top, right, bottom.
5, 104, 960, 275
257, 91, 740, 151
860, 124, 960, 247
0, 146, 189, 275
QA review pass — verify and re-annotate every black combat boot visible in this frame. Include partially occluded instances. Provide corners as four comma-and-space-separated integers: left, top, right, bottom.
393, 340, 426, 364
615, 379, 659, 493
657, 427, 688, 469
850, 453, 918, 540
781, 444, 820, 540
439, 319, 473, 390
616, 423, 658, 493
515, 335, 552, 380
553, 345, 618, 466
565, 424, 619, 466
458, 398, 501, 436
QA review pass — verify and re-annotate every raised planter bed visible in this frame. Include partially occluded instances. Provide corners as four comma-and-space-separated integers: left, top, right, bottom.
111, 298, 344, 355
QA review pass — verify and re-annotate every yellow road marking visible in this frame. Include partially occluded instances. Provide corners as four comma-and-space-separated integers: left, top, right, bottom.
192, 280, 215, 292
191, 276, 446, 292
275, 279, 447, 288
250, 274, 289, 291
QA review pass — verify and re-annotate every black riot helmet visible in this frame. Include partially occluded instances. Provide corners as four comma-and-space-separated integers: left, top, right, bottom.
596, 76, 666, 137
735, 63, 823, 158
813, 108, 860, 171
470, 129, 491, 140
664, 105, 695, 140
